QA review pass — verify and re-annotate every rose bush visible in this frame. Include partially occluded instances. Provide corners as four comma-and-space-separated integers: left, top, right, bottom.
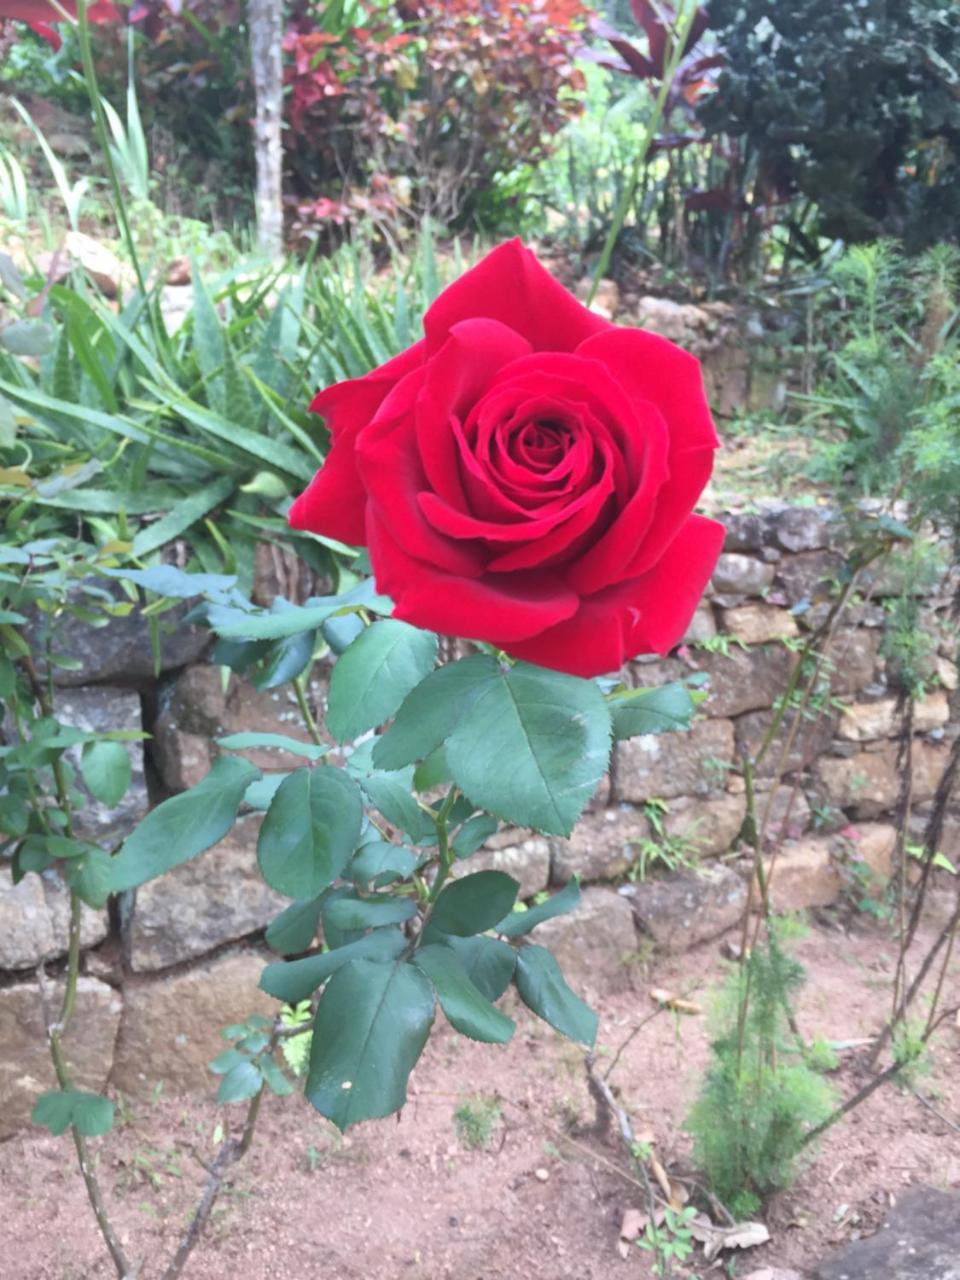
290, 240, 724, 677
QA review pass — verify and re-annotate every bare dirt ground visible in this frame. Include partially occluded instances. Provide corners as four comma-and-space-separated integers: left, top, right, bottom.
1, 907, 958, 1280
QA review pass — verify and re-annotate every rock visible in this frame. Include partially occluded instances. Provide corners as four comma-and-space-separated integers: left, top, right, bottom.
458, 837, 550, 900
817, 751, 898, 819
697, 644, 798, 718
160, 284, 192, 335
54, 685, 147, 843
682, 602, 717, 644
635, 295, 712, 346
722, 511, 769, 554
824, 629, 882, 696
164, 255, 191, 286
0, 976, 122, 1140
722, 604, 799, 645
838, 692, 950, 741
774, 550, 844, 608
111, 949, 276, 1099
815, 1186, 960, 1279
735, 705, 837, 779
936, 655, 958, 691
625, 657, 687, 689
661, 792, 747, 857
755, 837, 842, 910
550, 806, 651, 883
576, 276, 620, 319
818, 743, 946, 817
711, 553, 775, 599
626, 865, 746, 952
754, 785, 812, 842
31, 576, 210, 687
529, 887, 637, 990
126, 816, 288, 971
616, 718, 735, 802
0, 867, 107, 970
63, 230, 131, 299
252, 540, 321, 608
849, 822, 897, 880
775, 506, 835, 552
742, 1269, 804, 1280
152, 664, 332, 792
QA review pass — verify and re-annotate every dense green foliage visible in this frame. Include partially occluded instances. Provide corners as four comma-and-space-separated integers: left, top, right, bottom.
701, 0, 960, 250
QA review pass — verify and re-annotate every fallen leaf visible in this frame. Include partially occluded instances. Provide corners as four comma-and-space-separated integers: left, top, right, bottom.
649, 988, 703, 1015
704, 1220, 771, 1263
648, 1150, 675, 1204
618, 1207, 646, 1258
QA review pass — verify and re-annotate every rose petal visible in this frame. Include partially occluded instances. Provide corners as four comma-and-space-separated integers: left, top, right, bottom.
291, 341, 427, 544
357, 411, 485, 577
424, 240, 611, 356
415, 319, 531, 507
621, 446, 716, 579
502, 515, 725, 676
575, 328, 719, 454
367, 514, 579, 642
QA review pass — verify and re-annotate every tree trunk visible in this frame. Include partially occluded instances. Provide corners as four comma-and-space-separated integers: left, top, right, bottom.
249, 0, 284, 259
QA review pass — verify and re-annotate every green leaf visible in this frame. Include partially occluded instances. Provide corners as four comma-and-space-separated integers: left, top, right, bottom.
258, 1055, 294, 1097
372, 655, 499, 770
217, 732, 328, 762
412, 944, 514, 1044
217, 1060, 262, 1104
257, 767, 364, 899
322, 895, 416, 932
209, 1048, 247, 1075
496, 878, 581, 939
357, 770, 437, 844
65, 847, 115, 909
514, 945, 597, 1046
130, 475, 235, 558
429, 871, 518, 937
349, 841, 418, 889
243, 772, 290, 811
204, 579, 391, 641
259, 927, 407, 1003
608, 683, 698, 741
306, 959, 435, 1131
446, 663, 612, 836
326, 620, 438, 743
435, 934, 517, 1001
100, 565, 237, 599
452, 814, 498, 859
80, 740, 131, 808
264, 896, 325, 955
32, 1089, 114, 1137
108, 756, 259, 892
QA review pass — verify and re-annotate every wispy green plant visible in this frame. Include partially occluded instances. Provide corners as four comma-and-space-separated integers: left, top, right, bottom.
0, 148, 30, 223
101, 31, 150, 203
10, 97, 88, 231
686, 926, 835, 1217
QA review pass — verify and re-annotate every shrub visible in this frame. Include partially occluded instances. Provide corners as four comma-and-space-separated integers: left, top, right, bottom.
686, 928, 835, 1217
286, 0, 590, 236
700, 0, 960, 251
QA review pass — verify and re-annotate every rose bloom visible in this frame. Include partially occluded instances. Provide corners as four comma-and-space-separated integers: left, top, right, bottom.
290, 240, 724, 678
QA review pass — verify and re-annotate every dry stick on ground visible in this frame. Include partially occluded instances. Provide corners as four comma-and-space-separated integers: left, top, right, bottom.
890, 694, 916, 1026
867, 723, 960, 1069
799, 1002, 960, 1151
584, 1053, 659, 1229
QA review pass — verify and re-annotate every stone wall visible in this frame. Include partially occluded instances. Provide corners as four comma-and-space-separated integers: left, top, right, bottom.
2, 504, 957, 1134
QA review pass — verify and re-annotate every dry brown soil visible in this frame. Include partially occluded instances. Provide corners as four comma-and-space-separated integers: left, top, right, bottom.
1, 909, 958, 1280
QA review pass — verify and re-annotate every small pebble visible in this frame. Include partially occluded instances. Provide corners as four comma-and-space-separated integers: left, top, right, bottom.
534, 1167, 550, 1182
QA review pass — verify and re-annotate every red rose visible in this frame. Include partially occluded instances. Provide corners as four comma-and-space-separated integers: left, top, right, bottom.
290, 240, 724, 677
